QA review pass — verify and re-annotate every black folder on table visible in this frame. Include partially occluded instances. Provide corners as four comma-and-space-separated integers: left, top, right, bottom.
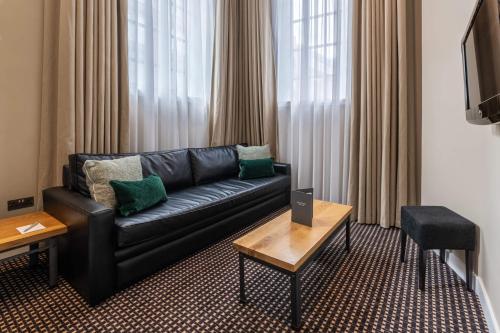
291, 188, 313, 227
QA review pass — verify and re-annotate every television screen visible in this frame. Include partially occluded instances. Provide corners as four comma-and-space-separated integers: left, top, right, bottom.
462, 0, 500, 124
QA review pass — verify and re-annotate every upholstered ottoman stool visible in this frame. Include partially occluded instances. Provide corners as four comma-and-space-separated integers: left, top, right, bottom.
400, 206, 476, 291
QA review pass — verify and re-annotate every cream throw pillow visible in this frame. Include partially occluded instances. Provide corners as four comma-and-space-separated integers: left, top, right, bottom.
236, 144, 272, 160
83, 155, 143, 208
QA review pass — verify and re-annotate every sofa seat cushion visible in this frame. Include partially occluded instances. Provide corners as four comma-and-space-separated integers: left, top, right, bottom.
115, 174, 290, 247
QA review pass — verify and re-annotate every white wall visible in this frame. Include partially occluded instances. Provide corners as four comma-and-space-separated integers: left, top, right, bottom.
422, 0, 500, 329
0, 0, 44, 218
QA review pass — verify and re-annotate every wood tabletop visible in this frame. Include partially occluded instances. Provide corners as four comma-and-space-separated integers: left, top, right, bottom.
233, 200, 352, 272
0, 212, 67, 252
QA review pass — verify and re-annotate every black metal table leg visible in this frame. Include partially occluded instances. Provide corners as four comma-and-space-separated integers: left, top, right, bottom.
291, 272, 302, 330
48, 238, 58, 288
29, 243, 39, 268
239, 253, 247, 304
345, 217, 350, 253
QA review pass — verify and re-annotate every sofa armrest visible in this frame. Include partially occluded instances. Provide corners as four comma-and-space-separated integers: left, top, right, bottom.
43, 187, 115, 306
273, 162, 291, 175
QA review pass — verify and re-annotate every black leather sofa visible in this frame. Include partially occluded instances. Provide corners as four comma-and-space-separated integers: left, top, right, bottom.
43, 145, 291, 306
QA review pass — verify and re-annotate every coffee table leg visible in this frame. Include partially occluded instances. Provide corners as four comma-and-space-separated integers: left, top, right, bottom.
29, 243, 39, 268
291, 272, 302, 330
239, 253, 247, 304
345, 216, 351, 253
48, 238, 58, 288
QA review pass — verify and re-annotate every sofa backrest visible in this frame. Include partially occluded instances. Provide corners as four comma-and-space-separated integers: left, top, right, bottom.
188, 146, 239, 185
69, 149, 194, 197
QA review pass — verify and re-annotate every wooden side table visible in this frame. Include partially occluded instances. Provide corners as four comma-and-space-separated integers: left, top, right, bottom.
0, 212, 67, 287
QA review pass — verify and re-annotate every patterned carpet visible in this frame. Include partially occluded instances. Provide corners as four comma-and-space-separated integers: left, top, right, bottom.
0, 210, 488, 332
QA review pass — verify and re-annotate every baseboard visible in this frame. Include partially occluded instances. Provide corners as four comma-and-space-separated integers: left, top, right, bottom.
477, 276, 500, 333
436, 250, 499, 333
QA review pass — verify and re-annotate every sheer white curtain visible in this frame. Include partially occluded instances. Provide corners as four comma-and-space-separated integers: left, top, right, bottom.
128, 0, 215, 152
272, 0, 352, 203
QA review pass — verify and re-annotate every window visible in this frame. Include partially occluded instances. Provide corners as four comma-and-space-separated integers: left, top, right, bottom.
273, 0, 352, 202
127, 0, 215, 151
275, 0, 350, 103
128, 0, 191, 96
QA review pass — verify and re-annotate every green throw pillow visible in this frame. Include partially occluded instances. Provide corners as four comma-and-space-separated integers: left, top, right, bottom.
110, 175, 167, 216
239, 158, 275, 180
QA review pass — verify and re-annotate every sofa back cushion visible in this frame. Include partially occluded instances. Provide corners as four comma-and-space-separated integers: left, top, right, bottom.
69, 149, 193, 197
140, 150, 193, 190
189, 146, 239, 185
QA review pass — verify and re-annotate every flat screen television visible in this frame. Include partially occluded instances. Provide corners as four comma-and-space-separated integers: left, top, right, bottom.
462, 0, 500, 124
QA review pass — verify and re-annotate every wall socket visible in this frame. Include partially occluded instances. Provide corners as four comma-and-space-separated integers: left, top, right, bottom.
7, 196, 34, 211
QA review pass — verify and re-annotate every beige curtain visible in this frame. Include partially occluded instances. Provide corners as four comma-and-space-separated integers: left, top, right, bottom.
209, 0, 278, 157
348, 0, 421, 228
37, 0, 129, 203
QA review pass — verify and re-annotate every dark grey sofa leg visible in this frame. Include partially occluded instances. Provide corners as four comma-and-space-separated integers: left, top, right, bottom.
466, 250, 473, 292
418, 247, 426, 291
439, 249, 446, 263
400, 230, 407, 263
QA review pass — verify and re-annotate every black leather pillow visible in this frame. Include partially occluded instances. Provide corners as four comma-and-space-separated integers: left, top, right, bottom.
69, 153, 115, 197
69, 149, 194, 197
140, 149, 194, 191
189, 146, 239, 185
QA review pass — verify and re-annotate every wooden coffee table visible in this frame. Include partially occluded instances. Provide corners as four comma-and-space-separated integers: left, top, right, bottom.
0, 212, 67, 287
233, 200, 352, 330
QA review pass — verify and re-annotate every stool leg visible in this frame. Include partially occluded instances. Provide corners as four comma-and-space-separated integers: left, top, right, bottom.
439, 249, 446, 263
400, 230, 407, 263
418, 247, 426, 291
466, 250, 473, 292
